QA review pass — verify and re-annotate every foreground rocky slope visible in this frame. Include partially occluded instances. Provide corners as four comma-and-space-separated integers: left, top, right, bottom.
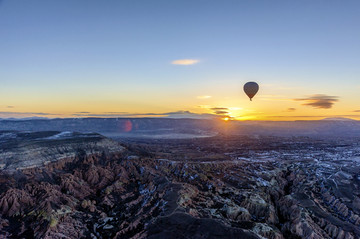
1, 132, 360, 238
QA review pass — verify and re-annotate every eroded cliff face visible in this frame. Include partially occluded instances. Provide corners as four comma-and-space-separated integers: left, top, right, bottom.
0, 131, 122, 171
0, 133, 360, 238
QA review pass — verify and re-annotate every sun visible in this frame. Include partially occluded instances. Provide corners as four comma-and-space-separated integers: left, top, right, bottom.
223, 117, 230, 121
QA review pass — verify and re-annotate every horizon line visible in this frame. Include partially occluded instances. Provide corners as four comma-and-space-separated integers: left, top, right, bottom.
0, 116, 358, 122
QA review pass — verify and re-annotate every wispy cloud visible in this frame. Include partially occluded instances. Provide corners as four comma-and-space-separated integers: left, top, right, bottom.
104, 112, 128, 114
72, 113, 145, 117
209, 107, 230, 116
213, 110, 228, 115
197, 95, 212, 99
0, 111, 57, 116
287, 108, 296, 112
75, 111, 128, 115
0, 111, 62, 118
354, 110, 360, 112
295, 94, 339, 109
6, 106, 14, 108
210, 107, 228, 111
171, 59, 199, 65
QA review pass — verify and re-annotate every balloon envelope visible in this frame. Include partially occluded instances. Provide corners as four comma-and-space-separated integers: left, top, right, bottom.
243, 82, 259, 101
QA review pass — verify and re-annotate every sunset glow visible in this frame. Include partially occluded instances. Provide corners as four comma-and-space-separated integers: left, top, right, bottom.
0, 1, 359, 121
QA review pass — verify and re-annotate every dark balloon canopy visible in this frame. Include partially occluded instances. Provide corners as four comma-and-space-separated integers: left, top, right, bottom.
243, 82, 259, 101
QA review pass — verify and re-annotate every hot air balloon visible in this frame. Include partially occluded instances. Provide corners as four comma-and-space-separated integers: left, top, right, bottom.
243, 82, 259, 101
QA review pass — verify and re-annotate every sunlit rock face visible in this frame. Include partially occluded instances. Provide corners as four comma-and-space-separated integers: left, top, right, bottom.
1, 132, 360, 238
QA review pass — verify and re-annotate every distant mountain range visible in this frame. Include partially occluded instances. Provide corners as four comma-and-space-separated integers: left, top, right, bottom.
0, 117, 359, 138
321, 117, 358, 121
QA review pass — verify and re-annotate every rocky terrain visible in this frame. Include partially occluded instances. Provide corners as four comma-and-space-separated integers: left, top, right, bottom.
1, 131, 360, 238
0, 131, 122, 171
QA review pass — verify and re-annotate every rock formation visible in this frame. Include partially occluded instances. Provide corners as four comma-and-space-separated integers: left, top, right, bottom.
1, 132, 360, 238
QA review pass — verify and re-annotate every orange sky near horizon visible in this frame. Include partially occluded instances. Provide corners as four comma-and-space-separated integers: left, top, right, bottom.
1, 1, 359, 121
1, 84, 359, 121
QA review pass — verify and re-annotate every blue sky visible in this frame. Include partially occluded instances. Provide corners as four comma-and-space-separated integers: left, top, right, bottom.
0, 0, 359, 120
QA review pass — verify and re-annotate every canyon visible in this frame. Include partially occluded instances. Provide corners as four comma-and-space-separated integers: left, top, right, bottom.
0, 131, 360, 238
